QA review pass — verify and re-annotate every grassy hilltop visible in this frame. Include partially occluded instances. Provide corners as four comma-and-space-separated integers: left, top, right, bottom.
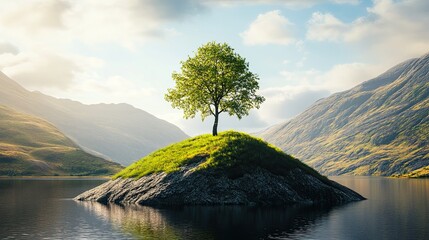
77, 131, 366, 206
114, 131, 326, 182
0, 105, 123, 176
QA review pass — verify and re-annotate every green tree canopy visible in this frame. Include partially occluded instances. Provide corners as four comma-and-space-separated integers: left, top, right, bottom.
165, 42, 265, 136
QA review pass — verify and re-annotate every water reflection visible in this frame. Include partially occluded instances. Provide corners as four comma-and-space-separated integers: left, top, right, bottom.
3, 177, 426, 239
324, 177, 429, 240
80, 203, 184, 239
79, 201, 344, 240
0, 178, 132, 240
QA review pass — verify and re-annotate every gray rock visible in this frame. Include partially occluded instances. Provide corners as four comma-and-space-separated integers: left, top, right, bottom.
75, 165, 364, 206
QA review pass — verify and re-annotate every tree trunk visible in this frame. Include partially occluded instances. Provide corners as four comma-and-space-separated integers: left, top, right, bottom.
212, 106, 219, 136
212, 113, 218, 136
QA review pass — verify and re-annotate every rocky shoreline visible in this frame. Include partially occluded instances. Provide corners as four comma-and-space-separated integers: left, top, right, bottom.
75, 165, 365, 206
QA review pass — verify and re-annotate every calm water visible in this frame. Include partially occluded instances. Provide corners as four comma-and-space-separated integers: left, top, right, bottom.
0, 176, 428, 240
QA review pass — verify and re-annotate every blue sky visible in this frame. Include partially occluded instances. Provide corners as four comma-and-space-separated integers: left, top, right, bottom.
0, 0, 428, 135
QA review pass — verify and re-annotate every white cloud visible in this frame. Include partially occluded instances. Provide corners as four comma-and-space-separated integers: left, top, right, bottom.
0, 52, 78, 89
37, 73, 162, 121
307, 12, 347, 41
1, 0, 70, 32
258, 86, 330, 124
71, 75, 156, 100
280, 62, 382, 93
0, 51, 104, 90
307, 0, 429, 64
256, 62, 382, 123
0, 0, 206, 49
0, 0, 208, 91
64, 1, 166, 47
280, 69, 320, 84
322, 63, 382, 92
241, 10, 295, 46
0, 43, 19, 55
1, 0, 421, 137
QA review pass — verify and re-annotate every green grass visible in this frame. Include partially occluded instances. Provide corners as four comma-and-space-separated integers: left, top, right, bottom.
0, 105, 123, 176
114, 131, 327, 182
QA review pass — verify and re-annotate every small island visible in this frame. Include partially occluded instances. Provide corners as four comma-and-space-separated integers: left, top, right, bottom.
75, 131, 364, 206
76, 43, 364, 206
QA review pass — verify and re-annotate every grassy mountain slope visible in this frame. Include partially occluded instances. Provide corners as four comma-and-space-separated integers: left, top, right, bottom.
399, 166, 429, 178
114, 131, 327, 183
259, 53, 429, 176
0, 105, 123, 176
0, 72, 188, 165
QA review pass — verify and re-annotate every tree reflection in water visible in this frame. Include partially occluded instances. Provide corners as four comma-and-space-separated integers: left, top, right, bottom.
78, 202, 342, 239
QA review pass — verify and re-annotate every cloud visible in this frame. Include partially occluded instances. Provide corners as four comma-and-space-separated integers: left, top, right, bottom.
0, 53, 77, 89
0, 0, 206, 48
0, 43, 19, 55
280, 69, 320, 85
258, 86, 330, 123
306, 12, 347, 41
256, 61, 382, 124
280, 62, 382, 93
0, 0, 208, 90
322, 63, 383, 92
241, 10, 295, 46
71, 75, 156, 100
0, 52, 104, 90
1, 0, 70, 33
63, 0, 205, 47
39, 72, 160, 109
307, 0, 429, 64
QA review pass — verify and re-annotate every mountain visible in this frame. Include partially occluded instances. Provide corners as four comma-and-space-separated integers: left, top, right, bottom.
0, 71, 188, 165
75, 131, 364, 206
259, 53, 429, 176
0, 105, 122, 176
399, 166, 429, 178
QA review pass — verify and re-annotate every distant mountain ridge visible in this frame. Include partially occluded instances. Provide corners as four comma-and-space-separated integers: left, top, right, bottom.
0, 72, 188, 165
259, 53, 429, 176
0, 105, 122, 176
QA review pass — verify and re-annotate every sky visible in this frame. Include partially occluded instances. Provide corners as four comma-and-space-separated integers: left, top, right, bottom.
0, 0, 428, 136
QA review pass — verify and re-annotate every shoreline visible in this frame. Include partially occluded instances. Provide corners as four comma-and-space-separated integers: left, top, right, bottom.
0, 176, 111, 180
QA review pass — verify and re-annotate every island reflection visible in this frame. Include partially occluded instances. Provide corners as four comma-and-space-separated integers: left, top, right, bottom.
78, 202, 342, 239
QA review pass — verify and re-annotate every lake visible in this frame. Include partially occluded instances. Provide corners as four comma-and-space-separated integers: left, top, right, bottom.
0, 176, 428, 239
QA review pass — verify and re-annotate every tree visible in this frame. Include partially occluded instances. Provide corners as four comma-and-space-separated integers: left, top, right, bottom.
165, 42, 265, 136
